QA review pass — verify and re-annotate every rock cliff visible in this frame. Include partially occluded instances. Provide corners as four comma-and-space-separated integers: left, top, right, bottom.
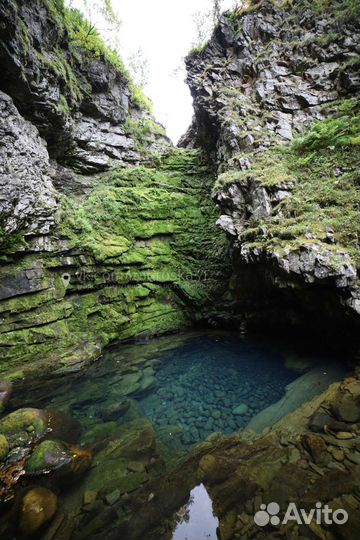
0, 0, 230, 377
182, 0, 360, 336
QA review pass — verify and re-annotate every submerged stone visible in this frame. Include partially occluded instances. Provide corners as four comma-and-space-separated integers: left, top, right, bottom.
26, 439, 92, 479
19, 487, 58, 536
233, 403, 249, 415
26, 440, 72, 475
44, 408, 82, 444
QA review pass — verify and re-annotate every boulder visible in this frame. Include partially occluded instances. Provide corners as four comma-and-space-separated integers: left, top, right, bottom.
19, 487, 57, 536
26, 439, 92, 479
0, 408, 48, 447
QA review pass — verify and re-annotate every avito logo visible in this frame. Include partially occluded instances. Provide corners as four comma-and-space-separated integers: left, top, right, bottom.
254, 502, 348, 527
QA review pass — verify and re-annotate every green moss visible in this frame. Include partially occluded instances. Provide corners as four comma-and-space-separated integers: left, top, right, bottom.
0, 149, 230, 376
0, 434, 9, 461
64, 6, 151, 112
227, 99, 359, 263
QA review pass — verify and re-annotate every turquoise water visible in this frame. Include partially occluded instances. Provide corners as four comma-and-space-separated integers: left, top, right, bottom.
138, 336, 297, 445
12, 333, 298, 448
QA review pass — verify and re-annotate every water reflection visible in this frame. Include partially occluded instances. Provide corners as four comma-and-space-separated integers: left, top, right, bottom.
172, 484, 219, 540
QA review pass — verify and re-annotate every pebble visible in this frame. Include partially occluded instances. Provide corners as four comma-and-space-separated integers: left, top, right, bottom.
83, 490, 98, 505
335, 432, 353, 440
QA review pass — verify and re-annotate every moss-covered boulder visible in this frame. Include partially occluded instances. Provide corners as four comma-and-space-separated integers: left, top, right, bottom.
26, 439, 92, 479
0, 408, 47, 447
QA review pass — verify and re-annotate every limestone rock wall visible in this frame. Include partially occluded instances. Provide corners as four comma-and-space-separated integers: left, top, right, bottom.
182, 0, 360, 333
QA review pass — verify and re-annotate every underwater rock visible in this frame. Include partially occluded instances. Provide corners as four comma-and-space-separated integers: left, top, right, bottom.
26, 439, 92, 479
101, 400, 131, 422
18, 487, 58, 536
44, 408, 82, 444
82, 421, 122, 446
0, 408, 48, 447
233, 403, 249, 415
138, 375, 157, 394
0, 434, 9, 460
26, 440, 73, 475
83, 490, 98, 505
0, 381, 12, 413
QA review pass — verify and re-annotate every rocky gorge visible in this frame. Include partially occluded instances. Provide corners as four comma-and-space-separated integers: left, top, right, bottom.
0, 0, 359, 539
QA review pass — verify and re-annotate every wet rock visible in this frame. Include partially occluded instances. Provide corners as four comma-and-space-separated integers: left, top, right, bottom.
26, 439, 92, 479
331, 401, 360, 424
105, 488, 121, 505
82, 421, 122, 446
44, 408, 82, 444
309, 411, 350, 433
101, 400, 131, 422
0, 381, 12, 413
18, 487, 57, 536
301, 433, 329, 465
26, 440, 73, 475
335, 431, 353, 440
83, 490, 98, 505
329, 448, 344, 462
140, 375, 157, 392
127, 460, 146, 473
0, 408, 47, 447
75, 506, 118, 540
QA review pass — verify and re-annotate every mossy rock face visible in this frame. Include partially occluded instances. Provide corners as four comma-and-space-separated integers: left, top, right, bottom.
0, 408, 47, 447
0, 434, 9, 461
0, 149, 231, 378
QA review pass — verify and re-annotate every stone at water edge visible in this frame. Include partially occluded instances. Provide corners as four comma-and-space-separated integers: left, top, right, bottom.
19, 487, 58, 536
331, 401, 360, 424
0, 408, 48, 447
26, 439, 93, 478
233, 403, 249, 415
26, 440, 72, 475
0, 381, 13, 413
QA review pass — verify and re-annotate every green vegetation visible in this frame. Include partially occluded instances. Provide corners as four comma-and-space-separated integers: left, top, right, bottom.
23, 0, 152, 112
216, 99, 360, 262
124, 117, 166, 152
63, 5, 152, 111
0, 150, 230, 377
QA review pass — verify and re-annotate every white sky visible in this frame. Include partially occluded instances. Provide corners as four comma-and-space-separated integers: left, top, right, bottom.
69, 0, 235, 143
